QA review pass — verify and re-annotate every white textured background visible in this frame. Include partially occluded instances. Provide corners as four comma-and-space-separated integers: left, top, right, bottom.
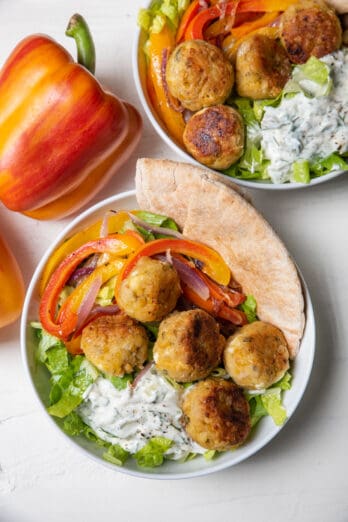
0, 1, 348, 521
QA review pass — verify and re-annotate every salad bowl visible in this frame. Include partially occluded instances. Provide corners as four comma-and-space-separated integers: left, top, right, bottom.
21, 189, 315, 479
133, 1, 348, 190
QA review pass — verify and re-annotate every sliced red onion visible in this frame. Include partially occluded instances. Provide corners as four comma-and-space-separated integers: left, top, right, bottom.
73, 305, 120, 337
67, 266, 95, 286
128, 212, 184, 239
132, 362, 154, 389
165, 249, 173, 265
199, 0, 209, 8
161, 48, 184, 113
171, 257, 210, 301
75, 275, 103, 333
100, 211, 111, 237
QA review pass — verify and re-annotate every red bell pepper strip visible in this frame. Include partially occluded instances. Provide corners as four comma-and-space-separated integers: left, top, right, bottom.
39, 232, 143, 338
176, 0, 202, 43
185, 1, 240, 40
115, 238, 231, 296
182, 282, 247, 325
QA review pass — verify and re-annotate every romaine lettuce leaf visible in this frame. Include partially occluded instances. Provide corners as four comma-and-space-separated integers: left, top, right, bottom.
103, 444, 130, 466
291, 160, 310, 184
240, 295, 257, 323
284, 56, 333, 97
310, 153, 348, 177
137, 0, 189, 35
261, 388, 287, 426
107, 374, 133, 391
134, 437, 173, 467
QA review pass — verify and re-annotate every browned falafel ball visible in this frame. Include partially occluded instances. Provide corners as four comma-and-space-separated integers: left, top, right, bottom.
223, 321, 290, 390
117, 256, 181, 322
182, 378, 251, 450
166, 40, 234, 112
81, 313, 148, 377
183, 105, 244, 170
280, 0, 342, 64
236, 34, 292, 99
153, 309, 225, 382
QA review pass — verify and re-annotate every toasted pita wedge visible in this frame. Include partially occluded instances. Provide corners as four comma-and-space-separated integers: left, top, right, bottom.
136, 158, 305, 358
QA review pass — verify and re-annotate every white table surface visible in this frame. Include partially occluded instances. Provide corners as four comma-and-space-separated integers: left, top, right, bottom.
1, 1, 348, 521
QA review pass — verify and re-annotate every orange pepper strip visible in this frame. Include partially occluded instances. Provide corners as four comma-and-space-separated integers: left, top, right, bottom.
115, 238, 231, 295
147, 25, 186, 146
39, 211, 130, 295
39, 232, 143, 338
237, 0, 298, 12
222, 11, 280, 59
182, 283, 248, 325
176, 0, 201, 43
56, 260, 124, 340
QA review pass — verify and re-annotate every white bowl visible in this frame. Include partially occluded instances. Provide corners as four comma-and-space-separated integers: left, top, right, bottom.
132, 24, 347, 191
21, 190, 316, 479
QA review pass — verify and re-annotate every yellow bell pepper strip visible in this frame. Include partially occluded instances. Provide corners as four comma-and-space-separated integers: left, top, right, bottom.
39, 211, 130, 294
147, 25, 186, 147
237, 0, 298, 12
0, 235, 24, 328
0, 15, 141, 219
176, 0, 201, 43
222, 11, 280, 59
115, 238, 231, 299
56, 260, 124, 341
39, 233, 143, 339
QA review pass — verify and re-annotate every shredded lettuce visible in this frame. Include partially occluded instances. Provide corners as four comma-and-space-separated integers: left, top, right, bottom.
260, 388, 287, 426
95, 276, 116, 306
291, 160, 311, 184
247, 371, 292, 427
47, 357, 99, 418
134, 210, 179, 231
134, 437, 173, 467
103, 444, 130, 466
138, 0, 190, 35
284, 56, 333, 97
240, 295, 257, 323
107, 374, 133, 391
204, 450, 217, 461
310, 153, 348, 177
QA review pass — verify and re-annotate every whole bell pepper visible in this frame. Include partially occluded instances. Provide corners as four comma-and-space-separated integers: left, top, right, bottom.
0, 234, 24, 328
0, 14, 142, 219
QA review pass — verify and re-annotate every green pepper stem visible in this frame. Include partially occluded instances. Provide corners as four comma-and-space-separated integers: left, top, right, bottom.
66, 13, 96, 74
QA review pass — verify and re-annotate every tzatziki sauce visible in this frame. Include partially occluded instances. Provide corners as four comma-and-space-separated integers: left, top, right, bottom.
260, 49, 348, 184
78, 367, 204, 460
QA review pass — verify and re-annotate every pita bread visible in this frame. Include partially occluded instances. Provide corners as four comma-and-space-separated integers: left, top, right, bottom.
136, 158, 305, 358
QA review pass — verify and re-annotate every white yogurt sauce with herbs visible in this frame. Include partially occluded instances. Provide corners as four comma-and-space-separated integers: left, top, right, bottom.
260, 49, 348, 183
78, 367, 204, 460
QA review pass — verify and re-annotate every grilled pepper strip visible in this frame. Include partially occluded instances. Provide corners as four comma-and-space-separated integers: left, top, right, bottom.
0, 16, 141, 218
115, 238, 231, 290
147, 25, 186, 146
57, 261, 124, 340
39, 233, 143, 338
39, 211, 130, 294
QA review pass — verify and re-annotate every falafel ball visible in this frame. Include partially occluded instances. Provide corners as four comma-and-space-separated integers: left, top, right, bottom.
117, 256, 181, 322
280, 0, 342, 64
153, 309, 225, 382
166, 40, 234, 112
81, 313, 148, 377
183, 105, 244, 170
182, 378, 251, 450
236, 34, 292, 99
223, 321, 290, 390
